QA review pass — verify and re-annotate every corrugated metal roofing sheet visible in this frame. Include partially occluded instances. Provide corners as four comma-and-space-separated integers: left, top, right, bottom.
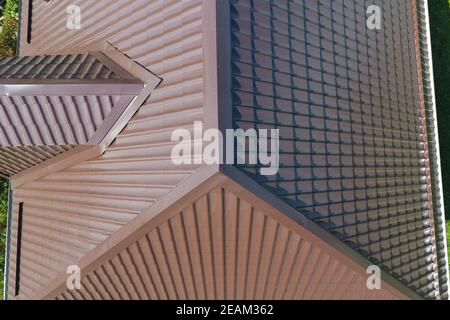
0, 50, 146, 177
229, 0, 442, 298
54, 184, 403, 300
0, 95, 121, 146
0, 145, 73, 176
6, 0, 445, 300
7, 0, 204, 299
0, 53, 120, 80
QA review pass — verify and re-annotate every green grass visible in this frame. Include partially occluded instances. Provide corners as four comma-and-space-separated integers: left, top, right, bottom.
2, 0, 18, 20
0, 0, 18, 57
429, 0, 450, 271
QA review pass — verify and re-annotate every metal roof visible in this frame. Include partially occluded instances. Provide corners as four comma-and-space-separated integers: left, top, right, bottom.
42, 173, 410, 300
0, 51, 146, 177
6, 0, 198, 300
0, 53, 121, 80
4, 0, 447, 300
225, 0, 448, 299
0, 145, 73, 177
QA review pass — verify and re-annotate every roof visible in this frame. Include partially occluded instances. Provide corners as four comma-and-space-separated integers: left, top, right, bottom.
3, 0, 447, 300
223, 0, 449, 298
5, 0, 204, 299
0, 53, 121, 81
0, 49, 159, 177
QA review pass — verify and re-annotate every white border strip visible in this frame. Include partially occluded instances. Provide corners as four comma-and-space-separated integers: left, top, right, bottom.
422, 0, 450, 298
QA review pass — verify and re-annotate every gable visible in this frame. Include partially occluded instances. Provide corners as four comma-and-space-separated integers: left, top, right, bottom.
0, 51, 147, 177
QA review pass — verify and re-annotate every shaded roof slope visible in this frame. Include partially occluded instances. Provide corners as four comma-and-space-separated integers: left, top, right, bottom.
226, 0, 448, 298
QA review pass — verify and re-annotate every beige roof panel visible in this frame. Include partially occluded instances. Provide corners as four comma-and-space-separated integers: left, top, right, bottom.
4, 0, 444, 301
6, 0, 206, 299
0, 49, 156, 177
46, 173, 406, 300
